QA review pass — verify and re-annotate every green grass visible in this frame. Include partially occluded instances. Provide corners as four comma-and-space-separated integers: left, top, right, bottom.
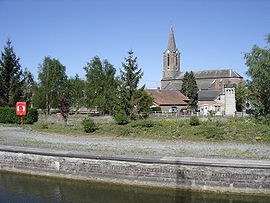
23, 140, 50, 145
23, 117, 270, 144
222, 149, 251, 155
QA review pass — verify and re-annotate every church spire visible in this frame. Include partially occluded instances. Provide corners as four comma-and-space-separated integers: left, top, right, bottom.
168, 27, 176, 51
163, 27, 180, 79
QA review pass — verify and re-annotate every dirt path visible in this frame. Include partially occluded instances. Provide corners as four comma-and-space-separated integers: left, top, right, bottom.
0, 126, 269, 160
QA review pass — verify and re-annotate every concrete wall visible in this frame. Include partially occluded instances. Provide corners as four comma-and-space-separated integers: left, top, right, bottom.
1, 149, 270, 194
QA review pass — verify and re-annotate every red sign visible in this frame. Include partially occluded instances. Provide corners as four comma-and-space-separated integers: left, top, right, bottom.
16, 102, 27, 116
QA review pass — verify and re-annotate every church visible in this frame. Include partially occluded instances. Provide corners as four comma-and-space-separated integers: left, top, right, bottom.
147, 28, 243, 115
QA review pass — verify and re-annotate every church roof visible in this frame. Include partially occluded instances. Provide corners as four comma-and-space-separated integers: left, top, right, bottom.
174, 69, 242, 79
162, 80, 213, 91
167, 27, 176, 51
145, 89, 189, 105
198, 90, 222, 101
164, 82, 182, 91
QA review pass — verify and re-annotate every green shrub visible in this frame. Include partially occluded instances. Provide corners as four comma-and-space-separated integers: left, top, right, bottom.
24, 108, 39, 124
256, 115, 270, 126
0, 107, 38, 124
151, 106, 161, 112
189, 116, 200, 126
114, 113, 129, 125
82, 117, 97, 133
131, 119, 156, 128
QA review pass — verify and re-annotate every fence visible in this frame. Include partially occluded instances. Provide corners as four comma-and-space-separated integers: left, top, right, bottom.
150, 111, 252, 120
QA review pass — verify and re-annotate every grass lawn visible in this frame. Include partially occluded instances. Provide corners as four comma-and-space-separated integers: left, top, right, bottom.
26, 117, 270, 144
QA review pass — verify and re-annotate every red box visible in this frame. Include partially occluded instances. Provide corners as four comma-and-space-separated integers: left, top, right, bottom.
16, 102, 27, 116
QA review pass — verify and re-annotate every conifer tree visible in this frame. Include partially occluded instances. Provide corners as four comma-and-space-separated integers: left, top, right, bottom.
180, 71, 199, 109
119, 50, 153, 119
0, 39, 24, 107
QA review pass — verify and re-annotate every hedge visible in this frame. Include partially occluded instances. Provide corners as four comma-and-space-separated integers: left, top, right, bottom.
0, 107, 38, 124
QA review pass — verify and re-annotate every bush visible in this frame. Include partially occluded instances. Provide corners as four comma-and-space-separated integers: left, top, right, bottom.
82, 117, 97, 133
151, 106, 161, 112
189, 116, 200, 126
114, 113, 129, 125
24, 108, 39, 124
0, 107, 38, 124
256, 115, 270, 126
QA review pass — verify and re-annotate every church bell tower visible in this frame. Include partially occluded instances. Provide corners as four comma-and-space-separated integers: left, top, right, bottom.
163, 27, 180, 79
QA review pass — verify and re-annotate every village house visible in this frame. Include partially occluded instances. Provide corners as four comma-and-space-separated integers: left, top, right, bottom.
145, 88, 189, 112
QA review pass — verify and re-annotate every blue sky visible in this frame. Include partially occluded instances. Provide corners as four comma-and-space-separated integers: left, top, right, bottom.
0, 0, 269, 88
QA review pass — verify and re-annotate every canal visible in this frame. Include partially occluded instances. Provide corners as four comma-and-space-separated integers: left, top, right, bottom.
0, 171, 269, 203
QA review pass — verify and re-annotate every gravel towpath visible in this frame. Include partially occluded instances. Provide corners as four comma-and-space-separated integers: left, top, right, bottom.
0, 126, 269, 160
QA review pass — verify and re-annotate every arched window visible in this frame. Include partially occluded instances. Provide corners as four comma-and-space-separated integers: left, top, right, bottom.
175, 55, 177, 66
167, 54, 170, 66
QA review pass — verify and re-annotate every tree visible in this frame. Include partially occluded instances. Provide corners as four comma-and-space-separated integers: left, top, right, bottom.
180, 71, 199, 109
84, 56, 118, 114
59, 98, 70, 125
118, 50, 153, 119
68, 74, 86, 113
0, 39, 24, 107
245, 34, 270, 122
33, 57, 68, 114
22, 68, 36, 106
235, 81, 250, 112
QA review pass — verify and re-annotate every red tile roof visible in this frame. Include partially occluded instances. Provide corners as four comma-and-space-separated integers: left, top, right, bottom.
145, 89, 189, 105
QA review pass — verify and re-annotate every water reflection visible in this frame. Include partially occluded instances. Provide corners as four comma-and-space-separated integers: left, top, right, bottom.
0, 171, 269, 203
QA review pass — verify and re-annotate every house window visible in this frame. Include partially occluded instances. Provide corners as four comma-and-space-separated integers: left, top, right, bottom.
171, 106, 177, 112
215, 105, 221, 112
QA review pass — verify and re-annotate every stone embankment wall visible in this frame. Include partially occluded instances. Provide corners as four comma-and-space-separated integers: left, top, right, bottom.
0, 148, 270, 194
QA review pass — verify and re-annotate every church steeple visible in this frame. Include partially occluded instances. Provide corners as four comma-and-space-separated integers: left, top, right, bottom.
163, 27, 180, 79
168, 27, 176, 51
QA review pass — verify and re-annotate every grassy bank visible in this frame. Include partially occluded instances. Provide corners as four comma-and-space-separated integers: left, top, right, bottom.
27, 117, 270, 144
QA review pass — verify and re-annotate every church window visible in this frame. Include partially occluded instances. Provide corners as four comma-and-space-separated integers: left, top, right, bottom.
175, 55, 177, 66
167, 54, 170, 66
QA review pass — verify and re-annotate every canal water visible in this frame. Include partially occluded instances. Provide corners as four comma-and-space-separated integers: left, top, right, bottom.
0, 171, 269, 203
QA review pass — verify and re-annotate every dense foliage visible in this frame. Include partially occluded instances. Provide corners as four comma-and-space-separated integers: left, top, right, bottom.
82, 117, 97, 133
0, 107, 38, 124
235, 81, 250, 112
68, 74, 86, 112
189, 116, 200, 126
33, 57, 68, 114
59, 98, 70, 125
180, 71, 198, 109
245, 34, 270, 124
84, 56, 118, 114
118, 50, 153, 120
0, 40, 24, 107
114, 113, 130, 125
